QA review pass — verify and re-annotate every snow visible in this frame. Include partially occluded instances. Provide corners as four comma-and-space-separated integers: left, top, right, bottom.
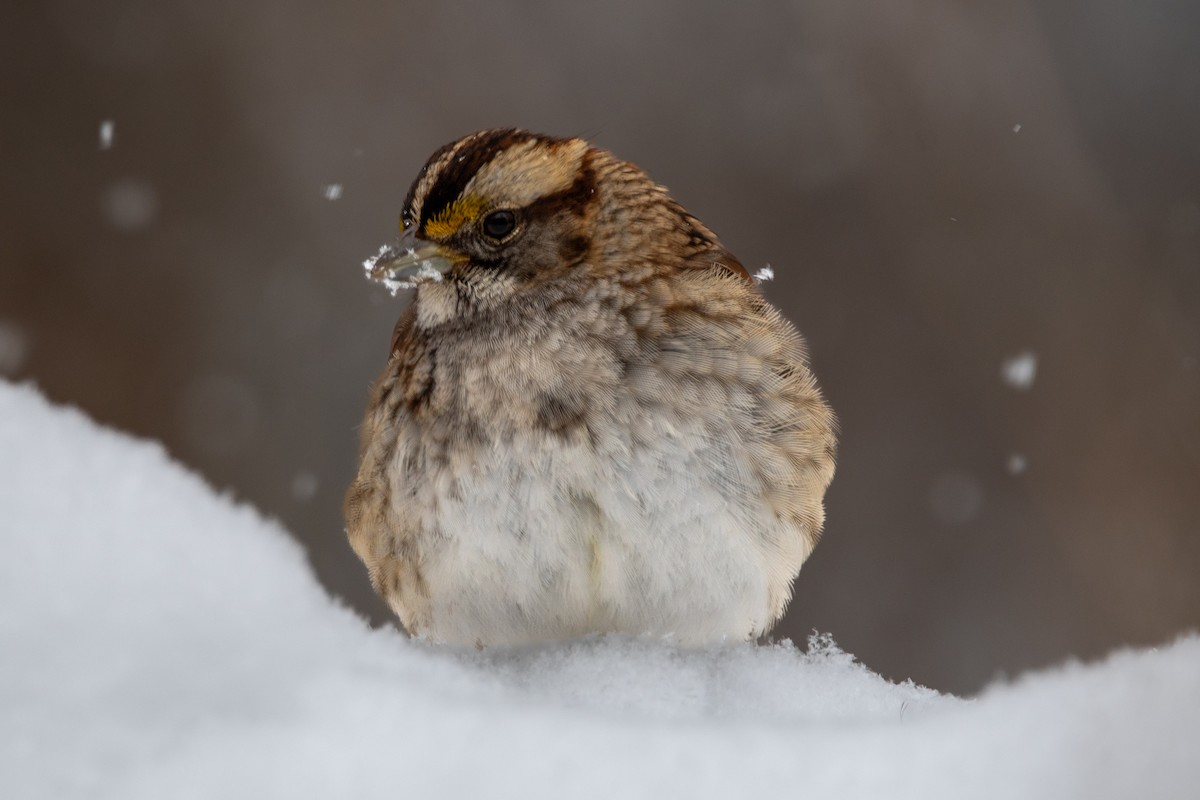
1001, 350, 1038, 389
752, 264, 775, 284
323, 183, 343, 201
1, 380, 1198, 799
99, 119, 114, 150
362, 242, 445, 295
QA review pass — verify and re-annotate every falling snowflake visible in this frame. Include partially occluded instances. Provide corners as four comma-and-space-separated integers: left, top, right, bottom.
1001, 352, 1038, 390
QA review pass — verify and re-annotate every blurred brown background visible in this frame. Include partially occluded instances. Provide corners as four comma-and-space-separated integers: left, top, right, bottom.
2, 1, 1197, 695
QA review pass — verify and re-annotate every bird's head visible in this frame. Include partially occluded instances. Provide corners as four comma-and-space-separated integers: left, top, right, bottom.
364, 128, 744, 328
366, 130, 599, 319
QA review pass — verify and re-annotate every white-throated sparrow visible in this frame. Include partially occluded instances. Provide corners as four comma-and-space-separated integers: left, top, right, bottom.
346, 129, 836, 646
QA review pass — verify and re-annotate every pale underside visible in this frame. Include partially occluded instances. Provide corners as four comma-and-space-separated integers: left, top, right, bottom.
348, 268, 834, 647
405, 402, 791, 646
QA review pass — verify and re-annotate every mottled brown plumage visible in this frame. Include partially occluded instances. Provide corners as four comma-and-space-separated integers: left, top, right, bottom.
346, 129, 836, 646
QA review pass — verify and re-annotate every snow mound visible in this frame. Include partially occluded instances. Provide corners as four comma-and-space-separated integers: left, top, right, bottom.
1, 381, 1197, 799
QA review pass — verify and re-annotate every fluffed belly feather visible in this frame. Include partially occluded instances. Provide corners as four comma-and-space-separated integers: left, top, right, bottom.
399, 411, 798, 647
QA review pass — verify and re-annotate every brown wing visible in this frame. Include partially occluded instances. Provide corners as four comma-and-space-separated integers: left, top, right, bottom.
678, 247, 754, 283
343, 303, 435, 636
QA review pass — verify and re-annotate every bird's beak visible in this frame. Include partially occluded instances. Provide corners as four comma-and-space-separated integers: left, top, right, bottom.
363, 227, 456, 290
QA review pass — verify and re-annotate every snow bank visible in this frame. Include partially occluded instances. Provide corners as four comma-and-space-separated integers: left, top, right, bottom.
1, 381, 1196, 799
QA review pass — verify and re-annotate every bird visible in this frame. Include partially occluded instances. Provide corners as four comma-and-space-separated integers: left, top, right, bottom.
345, 129, 836, 648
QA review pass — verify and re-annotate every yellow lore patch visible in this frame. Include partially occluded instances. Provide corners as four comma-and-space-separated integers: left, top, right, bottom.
423, 195, 483, 239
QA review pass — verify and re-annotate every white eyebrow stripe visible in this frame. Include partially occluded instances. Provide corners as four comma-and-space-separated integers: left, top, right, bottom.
463, 138, 588, 209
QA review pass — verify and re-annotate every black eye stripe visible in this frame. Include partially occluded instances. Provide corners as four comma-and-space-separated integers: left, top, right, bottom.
522, 158, 596, 222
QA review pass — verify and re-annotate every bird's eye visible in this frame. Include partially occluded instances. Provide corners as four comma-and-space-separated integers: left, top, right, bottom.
481, 209, 517, 240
